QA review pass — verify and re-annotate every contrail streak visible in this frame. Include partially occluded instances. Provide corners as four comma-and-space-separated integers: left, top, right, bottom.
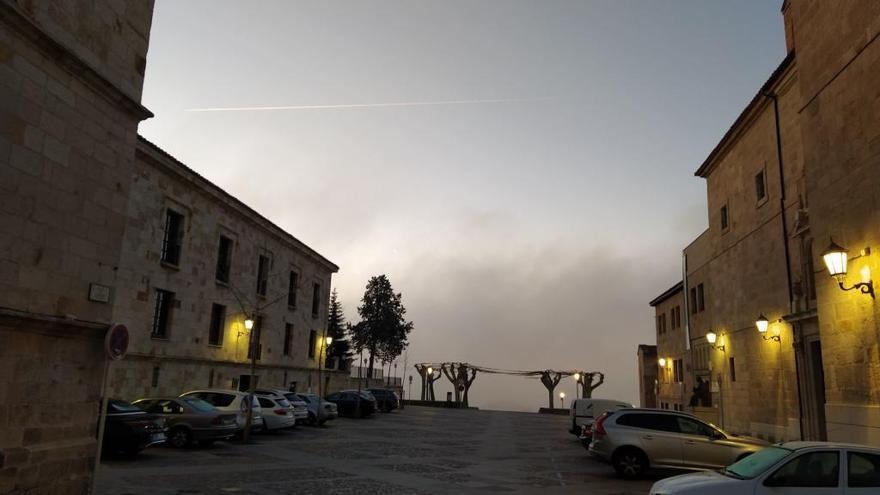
185, 97, 546, 112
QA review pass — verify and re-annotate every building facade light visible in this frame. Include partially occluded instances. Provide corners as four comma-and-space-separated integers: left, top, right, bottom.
822, 238, 874, 298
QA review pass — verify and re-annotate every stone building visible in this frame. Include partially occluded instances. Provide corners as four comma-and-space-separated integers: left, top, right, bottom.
0, 1, 155, 492
635, 344, 658, 408
642, 1, 880, 446
106, 137, 343, 400
649, 282, 690, 412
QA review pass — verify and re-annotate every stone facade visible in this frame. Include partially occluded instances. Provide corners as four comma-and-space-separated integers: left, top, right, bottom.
106, 138, 342, 401
782, 0, 880, 445
649, 282, 690, 412
635, 344, 658, 408
642, 1, 880, 446
0, 1, 154, 493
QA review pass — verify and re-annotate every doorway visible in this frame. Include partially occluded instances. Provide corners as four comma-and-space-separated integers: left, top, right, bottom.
797, 319, 827, 441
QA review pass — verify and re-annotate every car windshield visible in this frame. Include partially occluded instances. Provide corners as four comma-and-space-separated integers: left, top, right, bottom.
724, 446, 793, 479
276, 398, 291, 407
183, 398, 215, 412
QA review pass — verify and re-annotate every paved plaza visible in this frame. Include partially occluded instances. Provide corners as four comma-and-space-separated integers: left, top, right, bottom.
94, 406, 661, 494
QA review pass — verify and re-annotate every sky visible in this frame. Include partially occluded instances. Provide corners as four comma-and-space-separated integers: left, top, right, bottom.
139, 0, 787, 412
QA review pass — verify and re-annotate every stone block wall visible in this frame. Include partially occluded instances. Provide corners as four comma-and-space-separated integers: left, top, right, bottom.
785, 0, 880, 444
0, 1, 154, 493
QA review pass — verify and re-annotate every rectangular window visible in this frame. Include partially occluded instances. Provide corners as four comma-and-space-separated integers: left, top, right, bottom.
675, 359, 684, 382
161, 209, 184, 265
755, 171, 766, 201
151, 366, 160, 388
247, 316, 262, 360
215, 236, 233, 283
690, 288, 698, 314
720, 204, 729, 230
697, 283, 705, 312
311, 283, 321, 317
729, 357, 736, 382
283, 324, 293, 356
151, 289, 174, 339
288, 271, 298, 308
308, 329, 317, 358
256, 255, 270, 296
208, 303, 225, 346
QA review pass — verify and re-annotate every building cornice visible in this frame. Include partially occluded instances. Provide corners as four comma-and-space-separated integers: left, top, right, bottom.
694, 52, 796, 178
124, 351, 348, 374
0, 306, 107, 340
136, 136, 339, 273
0, 1, 153, 121
649, 281, 684, 307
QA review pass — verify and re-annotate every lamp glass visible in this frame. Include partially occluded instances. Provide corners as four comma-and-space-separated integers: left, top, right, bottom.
756, 315, 769, 334
574, 372, 581, 381
244, 318, 254, 330
706, 332, 717, 344
658, 358, 667, 368
325, 336, 333, 346
427, 367, 433, 374
822, 240, 848, 279
559, 392, 565, 398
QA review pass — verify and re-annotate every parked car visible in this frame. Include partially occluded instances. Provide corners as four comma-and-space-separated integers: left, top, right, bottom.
255, 395, 297, 430
256, 388, 308, 424
292, 392, 338, 425
179, 389, 263, 433
131, 397, 238, 448
367, 388, 400, 412
588, 408, 768, 478
650, 442, 880, 494
569, 398, 633, 436
101, 399, 166, 455
325, 390, 376, 417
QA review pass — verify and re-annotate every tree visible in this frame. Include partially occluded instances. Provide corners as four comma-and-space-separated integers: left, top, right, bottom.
350, 275, 413, 383
580, 372, 605, 398
326, 289, 352, 370
540, 370, 563, 409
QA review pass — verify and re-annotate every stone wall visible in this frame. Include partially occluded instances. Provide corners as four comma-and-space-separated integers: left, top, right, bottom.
651, 284, 690, 411
0, 1, 154, 493
784, 0, 880, 444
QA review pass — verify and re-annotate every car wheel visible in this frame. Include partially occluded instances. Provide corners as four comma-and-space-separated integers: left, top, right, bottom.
612, 447, 648, 478
169, 427, 192, 449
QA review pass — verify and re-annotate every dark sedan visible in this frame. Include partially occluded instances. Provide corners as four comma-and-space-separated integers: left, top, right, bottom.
325, 390, 376, 417
101, 399, 166, 455
367, 388, 400, 412
132, 397, 238, 448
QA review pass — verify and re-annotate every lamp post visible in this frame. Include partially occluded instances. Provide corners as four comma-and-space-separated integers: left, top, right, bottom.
706, 331, 725, 428
559, 391, 565, 409
242, 316, 257, 443
573, 372, 581, 400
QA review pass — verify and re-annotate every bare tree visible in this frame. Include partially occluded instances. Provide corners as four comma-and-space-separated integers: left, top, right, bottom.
540, 370, 564, 409
580, 372, 605, 398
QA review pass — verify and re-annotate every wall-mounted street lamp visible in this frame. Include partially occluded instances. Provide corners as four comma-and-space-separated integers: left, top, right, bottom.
822, 238, 874, 299
244, 317, 255, 330
755, 314, 781, 342
706, 331, 725, 352
325, 336, 334, 347
657, 358, 667, 368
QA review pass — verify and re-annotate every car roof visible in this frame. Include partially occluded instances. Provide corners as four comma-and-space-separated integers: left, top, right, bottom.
181, 389, 247, 396
780, 441, 880, 452
133, 397, 182, 402
616, 407, 698, 417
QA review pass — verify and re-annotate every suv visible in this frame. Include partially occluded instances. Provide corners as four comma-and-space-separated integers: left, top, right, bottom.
367, 388, 400, 412
589, 408, 768, 478
256, 388, 308, 424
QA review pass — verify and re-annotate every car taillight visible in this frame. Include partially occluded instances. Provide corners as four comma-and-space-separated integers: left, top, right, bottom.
274, 408, 287, 415
594, 415, 608, 436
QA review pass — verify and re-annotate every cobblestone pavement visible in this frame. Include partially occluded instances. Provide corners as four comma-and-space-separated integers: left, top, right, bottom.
95, 406, 664, 494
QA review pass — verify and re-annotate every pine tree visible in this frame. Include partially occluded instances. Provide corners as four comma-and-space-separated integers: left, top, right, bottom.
351, 275, 413, 381
326, 288, 352, 369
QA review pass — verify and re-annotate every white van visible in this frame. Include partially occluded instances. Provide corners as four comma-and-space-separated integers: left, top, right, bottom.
569, 398, 632, 435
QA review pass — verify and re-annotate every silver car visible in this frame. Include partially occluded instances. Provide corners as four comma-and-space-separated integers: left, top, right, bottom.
589, 408, 768, 478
